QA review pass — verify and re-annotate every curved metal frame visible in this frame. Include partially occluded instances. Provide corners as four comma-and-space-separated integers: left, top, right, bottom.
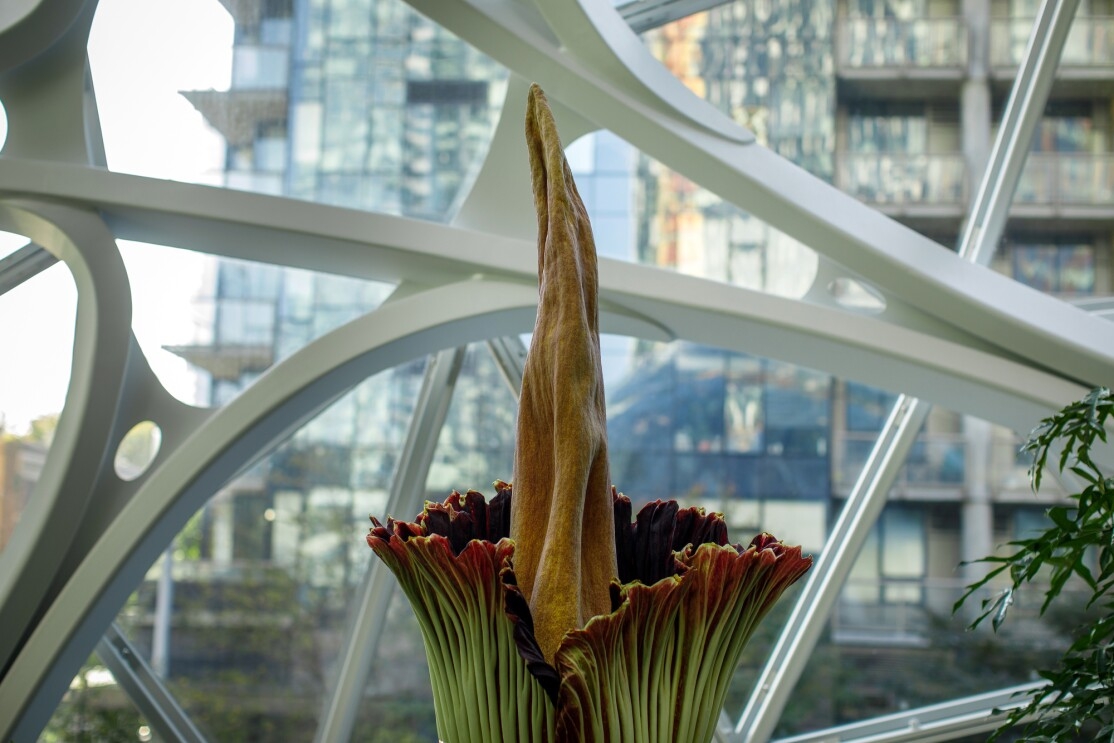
0, 0, 1110, 740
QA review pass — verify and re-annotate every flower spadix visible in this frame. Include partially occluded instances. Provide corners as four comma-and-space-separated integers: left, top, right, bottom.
510, 83, 617, 665
365, 84, 812, 743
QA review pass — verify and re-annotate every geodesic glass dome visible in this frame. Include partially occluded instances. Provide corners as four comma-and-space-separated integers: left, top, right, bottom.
1, 0, 1112, 741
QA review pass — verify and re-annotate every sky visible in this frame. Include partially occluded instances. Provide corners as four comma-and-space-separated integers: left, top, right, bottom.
0, 0, 233, 434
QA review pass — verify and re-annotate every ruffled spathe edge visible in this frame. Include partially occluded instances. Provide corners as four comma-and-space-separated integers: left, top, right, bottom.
366, 487, 812, 743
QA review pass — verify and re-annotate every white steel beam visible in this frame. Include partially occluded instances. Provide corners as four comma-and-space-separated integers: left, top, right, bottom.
0, 201, 133, 679
314, 346, 467, 743
95, 623, 208, 743
772, 683, 1041, 743
0, 165, 1091, 435
0, 242, 57, 295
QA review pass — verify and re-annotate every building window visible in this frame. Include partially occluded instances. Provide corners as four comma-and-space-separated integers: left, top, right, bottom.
405, 79, 488, 106
846, 504, 927, 605
846, 381, 898, 432
1010, 243, 1095, 295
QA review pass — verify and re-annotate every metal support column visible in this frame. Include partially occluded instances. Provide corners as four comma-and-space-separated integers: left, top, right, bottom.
313, 346, 467, 743
486, 335, 527, 400
958, 0, 1082, 267
772, 683, 1041, 743
729, 2, 1078, 740
0, 243, 57, 296
95, 623, 208, 743
731, 396, 928, 742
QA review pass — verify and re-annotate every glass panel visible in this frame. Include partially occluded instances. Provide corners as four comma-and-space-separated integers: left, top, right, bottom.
638, 2, 836, 180
117, 242, 214, 406
838, 17, 968, 69
0, 96, 7, 153
172, 254, 395, 408
991, 15, 1114, 68
358, 341, 522, 737
87, 0, 232, 185
838, 101, 966, 212
353, 584, 436, 740
91, 0, 508, 223
998, 235, 1100, 298
0, 229, 29, 261
569, 131, 820, 297
40, 660, 159, 742
0, 261, 76, 554
605, 340, 831, 513
836, 386, 966, 497
748, 399, 1088, 736
115, 359, 426, 740
425, 343, 517, 498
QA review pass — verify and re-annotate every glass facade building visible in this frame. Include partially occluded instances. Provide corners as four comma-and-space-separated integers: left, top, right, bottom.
1, 0, 1112, 740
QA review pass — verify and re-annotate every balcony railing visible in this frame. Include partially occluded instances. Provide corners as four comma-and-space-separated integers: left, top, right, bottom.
991, 16, 1114, 68
1015, 153, 1114, 206
836, 152, 967, 207
833, 578, 1088, 645
837, 18, 968, 70
226, 170, 284, 196
232, 45, 290, 89
834, 431, 966, 494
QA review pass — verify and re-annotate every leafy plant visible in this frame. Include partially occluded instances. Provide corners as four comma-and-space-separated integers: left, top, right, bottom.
956, 387, 1114, 741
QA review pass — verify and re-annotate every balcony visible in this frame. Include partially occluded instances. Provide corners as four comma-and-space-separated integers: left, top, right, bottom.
834, 431, 966, 498
1012, 153, 1114, 219
992, 16, 1114, 69
836, 18, 967, 98
833, 578, 1086, 647
232, 45, 290, 90
225, 170, 284, 196
991, 17, 1114, 95
835, 152, 967, 220
182, 88, 288, 147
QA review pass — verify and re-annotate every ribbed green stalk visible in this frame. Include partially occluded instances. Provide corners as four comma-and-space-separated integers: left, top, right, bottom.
553, 541, 810, 743
369, 534, 556, 742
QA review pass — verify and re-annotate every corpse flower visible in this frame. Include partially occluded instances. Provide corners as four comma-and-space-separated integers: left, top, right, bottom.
366, 84, 812, 743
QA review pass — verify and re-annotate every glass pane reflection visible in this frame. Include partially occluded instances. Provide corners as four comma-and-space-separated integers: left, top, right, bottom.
743, 386, 1093, 735
180, 256, 396, 408
569, 131, 820, 297
640, 2, 836, 179
606, 340, 831, 514
41, 661, 158, 743
425, 343, 517, 498
0, 262, 76, 556
354, 583, 435, 741
115, 360, 426, 740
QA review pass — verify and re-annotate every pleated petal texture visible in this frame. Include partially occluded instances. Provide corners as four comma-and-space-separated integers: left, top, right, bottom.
367, 488, 556, 743
554, 529, 811, 743
368, 488, 811, 743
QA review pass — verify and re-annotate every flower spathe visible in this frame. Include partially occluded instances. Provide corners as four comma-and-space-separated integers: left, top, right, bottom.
366, 487, 811, 742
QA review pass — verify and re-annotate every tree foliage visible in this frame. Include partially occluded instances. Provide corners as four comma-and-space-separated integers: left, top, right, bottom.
956, 387, 1114, 741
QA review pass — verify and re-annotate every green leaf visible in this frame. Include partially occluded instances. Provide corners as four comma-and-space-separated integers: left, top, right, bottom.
954, 388, 1114, 742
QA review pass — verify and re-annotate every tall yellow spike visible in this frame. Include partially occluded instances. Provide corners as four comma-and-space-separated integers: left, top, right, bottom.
510, 84, 618, 663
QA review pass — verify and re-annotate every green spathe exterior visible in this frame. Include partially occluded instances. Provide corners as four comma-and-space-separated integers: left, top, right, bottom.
367, 487, 811, 742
